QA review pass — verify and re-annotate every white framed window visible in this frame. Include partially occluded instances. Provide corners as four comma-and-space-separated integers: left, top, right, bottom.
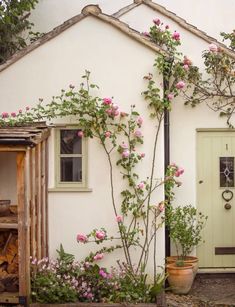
53, 126, 90, 191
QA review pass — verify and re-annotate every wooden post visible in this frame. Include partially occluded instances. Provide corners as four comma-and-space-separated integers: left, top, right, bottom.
17, 151, 30, 300
41, 141, 46, 257
35, 144, 42, 260
30, 148, 36, 259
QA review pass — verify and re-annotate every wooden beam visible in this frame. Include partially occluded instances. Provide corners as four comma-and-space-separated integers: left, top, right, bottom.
0, 146, 26, 152
35, 143, 42, 259
30, 148, 36, 259
17, 152, 27, 297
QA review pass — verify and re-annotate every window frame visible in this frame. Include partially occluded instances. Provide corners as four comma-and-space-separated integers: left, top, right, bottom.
53, 125, 89, 191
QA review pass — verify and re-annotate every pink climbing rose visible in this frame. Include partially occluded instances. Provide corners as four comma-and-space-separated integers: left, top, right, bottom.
167, 93, 174, 101
175, 167, 184, 177
134, 130, 142, 138
122, 150, 130, 158
176, 81, 185, 89
95, 230, 105, 240
137, 182, 145, 189
93, 253, 104, 261
103, 97, 112, 105
172, 31, 180, 41
76, 233, 88, 243
105, 131, 111, 138
137, 116, 143, 126
209, 43, 218, 53
116, 215, 123, 223
153, 18, 161, 26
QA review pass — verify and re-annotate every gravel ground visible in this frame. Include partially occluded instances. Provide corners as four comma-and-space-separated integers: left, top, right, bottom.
165, 273, 235, 307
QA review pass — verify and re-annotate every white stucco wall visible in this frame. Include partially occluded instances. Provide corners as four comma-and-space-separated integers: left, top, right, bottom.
0, 16, 165, 274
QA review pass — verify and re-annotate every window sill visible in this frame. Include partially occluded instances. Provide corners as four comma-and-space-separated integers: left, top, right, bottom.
48, 187, 92, 192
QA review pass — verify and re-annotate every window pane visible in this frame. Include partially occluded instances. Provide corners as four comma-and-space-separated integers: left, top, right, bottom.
220, 157, 234, 187
60, 157, 82, 182
60, 130, 82, 154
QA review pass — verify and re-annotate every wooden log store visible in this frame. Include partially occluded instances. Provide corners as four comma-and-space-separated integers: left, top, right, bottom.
0, 123, 50, 306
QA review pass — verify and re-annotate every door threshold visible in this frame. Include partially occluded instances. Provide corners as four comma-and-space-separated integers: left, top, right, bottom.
199, 268, 235, 273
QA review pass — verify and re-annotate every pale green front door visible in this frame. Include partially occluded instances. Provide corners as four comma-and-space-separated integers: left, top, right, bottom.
197, 131, 235, 268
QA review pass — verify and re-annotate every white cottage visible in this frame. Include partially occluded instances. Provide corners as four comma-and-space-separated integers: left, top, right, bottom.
0, 2, 235, 293
0, 4, 167, 279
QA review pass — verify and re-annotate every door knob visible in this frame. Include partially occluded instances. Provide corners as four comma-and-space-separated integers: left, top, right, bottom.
224, 203, 232, 210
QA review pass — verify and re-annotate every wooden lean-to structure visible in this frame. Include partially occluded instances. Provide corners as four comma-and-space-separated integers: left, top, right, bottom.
0, 123, 50, 306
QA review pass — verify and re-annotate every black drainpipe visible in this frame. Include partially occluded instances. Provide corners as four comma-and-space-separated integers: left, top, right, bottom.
164, 107, 170, 257
163, 57, 173, 258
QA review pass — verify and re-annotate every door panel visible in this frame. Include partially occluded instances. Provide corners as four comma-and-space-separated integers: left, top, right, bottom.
197, 131, 235, 268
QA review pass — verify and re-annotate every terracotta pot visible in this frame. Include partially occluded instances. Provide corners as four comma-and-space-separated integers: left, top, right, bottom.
166, 256, 198, 277
166, 263, 194, 294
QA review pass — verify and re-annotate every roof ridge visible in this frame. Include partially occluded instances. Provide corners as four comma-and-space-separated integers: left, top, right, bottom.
114, 0, 235, 60
0, 4, 168, 73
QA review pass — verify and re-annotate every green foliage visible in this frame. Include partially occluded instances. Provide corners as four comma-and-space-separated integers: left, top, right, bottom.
221, 30, 235, 50
0, 0, 39, 64
165, 205, 208, 258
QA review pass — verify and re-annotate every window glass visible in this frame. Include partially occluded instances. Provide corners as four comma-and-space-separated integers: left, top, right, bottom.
220, 157, 234, 187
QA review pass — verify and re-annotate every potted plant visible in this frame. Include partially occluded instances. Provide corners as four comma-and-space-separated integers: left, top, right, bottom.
165, 205, 207, 293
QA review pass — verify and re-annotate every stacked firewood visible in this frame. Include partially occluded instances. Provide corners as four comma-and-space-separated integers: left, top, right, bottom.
0, 231, 18, 292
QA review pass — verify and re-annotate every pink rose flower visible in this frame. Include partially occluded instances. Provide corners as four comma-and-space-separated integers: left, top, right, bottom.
122, 150, 130, 158
175, 167, 184, 177
94, 253, 104, 261
167, 93, 174, 101
26, 106, 30, 111
77, 233, 88, 243
103, 97, 112, 105
209, 43, 218, 53
176, 81, 185, 89
172, 31, 180, 41
137, 182, 145, 189
95, 230, 105, 240
165, 25, 169, 30
105, 131, 111, 138
183, 64, 189, 71
113, 110, 119, 117
121, 142, 128, 149
153, 18, 161, 26
143, 32, 150, 37
112, 104, 119, 110
77, 130, 84, 138
11, 112, 16, 117
158, 202, 165, 212
183, 56, 192, 66
116, 215, 123, 223
137, 116, 143, 126
99, 269, 107, 278
106, 108, 113, 116
134, 130, 142, 138
140, 153, 145, 158
1, 112, 9, 119
18, 109, 22, 114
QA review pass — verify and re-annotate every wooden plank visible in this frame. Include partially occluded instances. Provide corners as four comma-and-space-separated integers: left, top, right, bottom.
24, 149, 31, 300
30, 148, 36, 259
17, 152, 27, 297
0, 292, 19, 304
0, 223, 18, 229
41, 141, 46, 257
45, 139, 49, 256
35, 143, 42, 259
0, 146, 26, 152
